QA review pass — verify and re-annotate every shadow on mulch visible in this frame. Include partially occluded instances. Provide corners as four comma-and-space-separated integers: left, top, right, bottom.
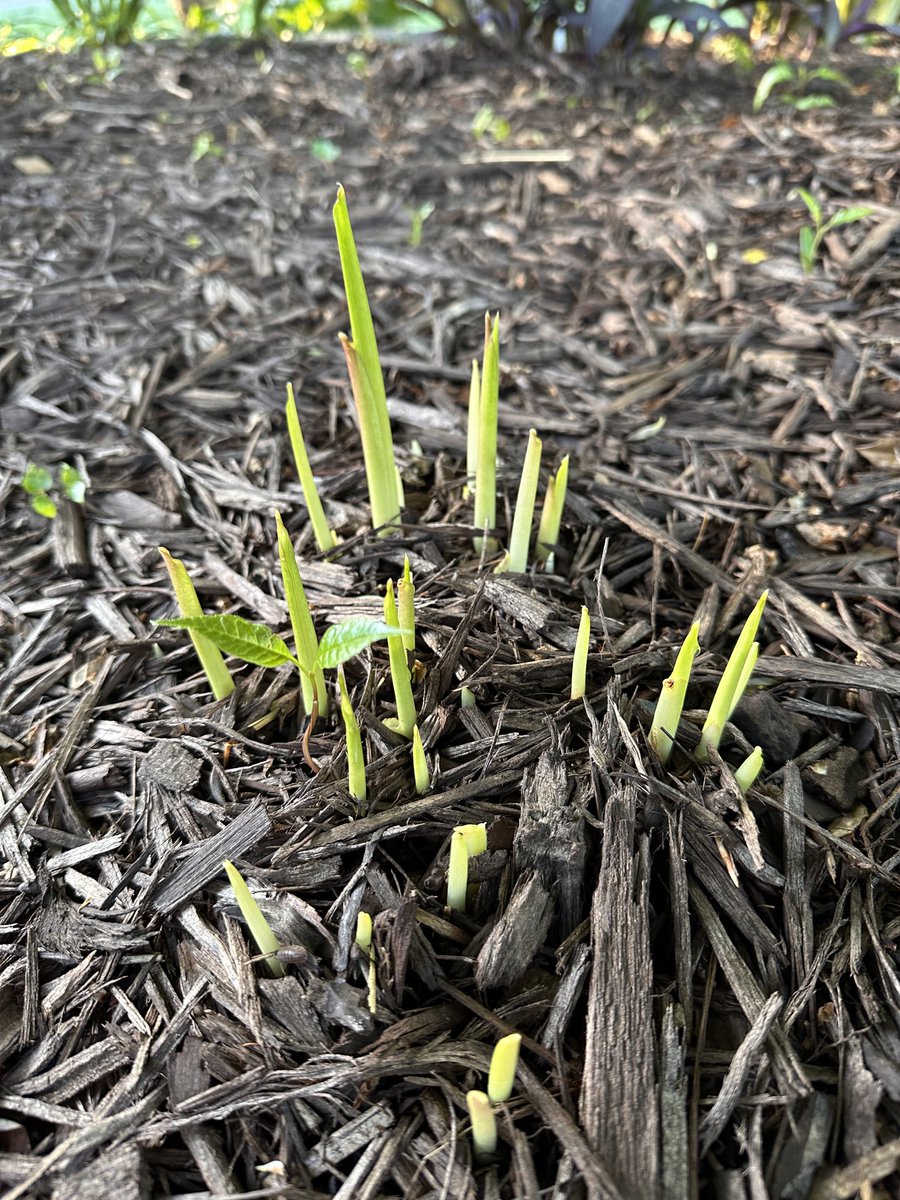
1, 32, 899, 1200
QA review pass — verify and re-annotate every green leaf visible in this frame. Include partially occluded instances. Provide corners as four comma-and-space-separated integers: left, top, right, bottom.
822, 207, 874, 232
22, 464, 53, 496
807, 67, 850, 87
59, 463, 86, 503
32, 493, 57, 519
791, 187, 822, 229
793, 95, 835, 111
316, 617, 410, 670
156, 614, 298, 669
311, 138, 340, 163
752, 62, 793, 112
223, 860, 284, 977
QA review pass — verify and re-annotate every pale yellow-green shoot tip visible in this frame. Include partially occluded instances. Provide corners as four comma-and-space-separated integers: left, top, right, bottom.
466, 1090, 497, 1160
487, 1032, 521, 1104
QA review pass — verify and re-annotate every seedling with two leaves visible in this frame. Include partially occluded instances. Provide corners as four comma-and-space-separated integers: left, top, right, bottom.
791, 187, 873, 275
22, 461, 87, 519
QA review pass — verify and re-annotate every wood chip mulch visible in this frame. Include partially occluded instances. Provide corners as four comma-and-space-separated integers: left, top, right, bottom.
1, 33, 899, 1200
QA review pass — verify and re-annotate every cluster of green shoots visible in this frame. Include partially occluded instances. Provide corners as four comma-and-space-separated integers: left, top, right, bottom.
467, 1033, 522, 1161
284, 186, 570, 572
22, 461, 86, 519
650, 591, 768, 792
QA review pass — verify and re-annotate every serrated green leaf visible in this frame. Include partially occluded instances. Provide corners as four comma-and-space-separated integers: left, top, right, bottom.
316, 617, 409, 670
23, 464, 53, 496
823, 206, 874, 231
156, 614, 298, 669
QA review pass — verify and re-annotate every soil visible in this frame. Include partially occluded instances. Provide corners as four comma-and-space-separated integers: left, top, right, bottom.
1, 31, 899, 1200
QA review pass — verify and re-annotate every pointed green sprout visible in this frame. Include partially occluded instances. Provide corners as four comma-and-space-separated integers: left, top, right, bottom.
487, 1032, 521, 1104
696, 592, 768, 764
735, 746, 764, 794
339, 666, 366, 805
535, 454, 569, 569
447, 822, 487, 913
275, 511, 327, 717
398, 557, 416, 654
571, 605, 590, 701
383, 580, 417, 738
467, 1090, 497, 1160
223, 860, 284, 978
460, 686, 476, 709
333, 185, 399, 534
649, 622, 701, 766
474, 313, 500, 553
355, 911, 377, 1014
497, 428, 542, 574
158, 547, 234, 701
412, 725, 430, 794
464, 358, 480, 501
285, 383, 336, 553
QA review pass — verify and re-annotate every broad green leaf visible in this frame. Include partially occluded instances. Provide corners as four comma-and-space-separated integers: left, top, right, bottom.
793, 95, 835, 111
792, 187, 822, 228
32, 494, 57, 519
23, 464, 53, 496
316, 617, 409, 670
59, 463, 86, 503
752, 62, 793, 112
156, 614, 298, 669
823, 207, 874, 232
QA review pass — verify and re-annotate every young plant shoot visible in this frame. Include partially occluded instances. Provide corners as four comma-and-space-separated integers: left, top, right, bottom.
474, 313, 500, 553
275, 511, 327, 717
571, 605, 590, 701
649, 622, 701, 765
333, 185, 399, 534
398, 557, 416, 654
695, 592, 768, 764
535, 454, 570, 570
412, 725, 430, 794
339, 666, 366, 805
447, 822, 487, 913
487, 1032, 521, 1104
158, 547, 234, 701
223, 860, 284, 978
735, 746, 764, 793
467, 1090, 497, 1160
285, 384, 336, 553
355, 911, 377, 1014
464, 358, 480, 501
498, 428, 542, 573
383, 580, 416, 738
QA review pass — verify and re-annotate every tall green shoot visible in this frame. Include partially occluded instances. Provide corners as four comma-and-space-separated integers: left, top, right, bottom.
275, 511, 327, 717
649, 622, 700, 765
158, 547, 234, 701
223, 859, 284, 978
535, 454, 569, 570
571, 605, 590, 701
339, 666, 366, 806
464, 358, 480, 501
333, 185, 399, 533
696, 592, 768, 763
473, 313, 500, 553
383, 580, 416, 738
498, 428, 542, 573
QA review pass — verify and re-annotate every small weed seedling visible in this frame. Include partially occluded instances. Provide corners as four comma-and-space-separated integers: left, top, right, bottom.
790, 188, 873, 274
223, 859, 284, 977
22, 461, 87, 519
753, 62, 851, 113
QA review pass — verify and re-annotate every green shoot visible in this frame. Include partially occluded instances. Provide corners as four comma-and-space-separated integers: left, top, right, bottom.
412, 725, 430, 794
333, 186, 399, 533
753, 62, 851, 114
735, 746, 764, 794
473, 313, 500, 552
398, 558, 416, 654
649, 622, 700, 766
23, 461, 88, 519
223, 859, 284, 977
790, 188, 873, 275
275, 511, 327, 717
460, 686, 476, 709
498, 428, 542, 573
464, 358, 480, 501
339, 666, 366, 805
466, 1090, 497, 1160
696, 592, 768, 763
158, 548, 235, 701
355, 911, 377, 1014
535, 454, 569, 570
285, 384, 336, 553
447, 821, 486, 913
571, 605, 590, 701
487, 1032, 521, 1104
383, 580, 416, 738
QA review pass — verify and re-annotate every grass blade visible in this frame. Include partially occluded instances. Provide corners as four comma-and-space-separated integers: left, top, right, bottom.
696, 592, 768, 763
398, 558, 416, 654
535, 454, 569, 568
339, 333, 401, 533
275, 511, 326, 716
502, 428, 542, 573
571, 605, 590, 701
464, 358, 480, 501
447, 829, 469, 912
474, 313, 500, 552
650, 622, 700, 765
285, 384, 336, 553
158, 548, 234, 700
223, 860, 284, 977
383, 581, 416, 738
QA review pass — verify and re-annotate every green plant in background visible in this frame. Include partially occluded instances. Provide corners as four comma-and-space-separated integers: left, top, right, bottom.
158, 548, 235, 701
48, 0, 145, 45
333, 185, 401, 534
223, 859, 285, 977
190, 131, 224, 162
471, 104, 510, 143
405, 200, 435, 248
695, 591, 768, 763
649, 622, 701, 765
752, 61, 852, 112
22, 462, 87, 519
790, 188, 873, 274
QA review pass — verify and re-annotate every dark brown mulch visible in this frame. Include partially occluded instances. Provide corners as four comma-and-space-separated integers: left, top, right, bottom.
1, 31, 899, 1200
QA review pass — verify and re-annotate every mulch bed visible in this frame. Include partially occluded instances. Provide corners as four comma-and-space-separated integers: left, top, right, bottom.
1, 31, 899, 1200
